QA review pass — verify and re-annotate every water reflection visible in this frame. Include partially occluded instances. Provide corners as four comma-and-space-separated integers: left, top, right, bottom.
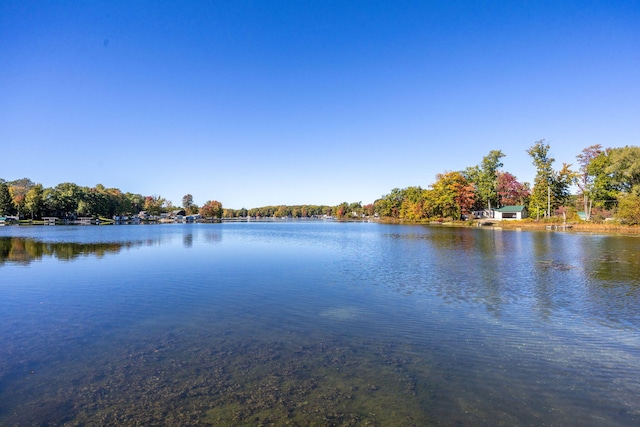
0, 237, 138, 265
0, 226, 225, 266
183, 233, 193, 248
378, 226, 640, 328
0, 224, 639, 426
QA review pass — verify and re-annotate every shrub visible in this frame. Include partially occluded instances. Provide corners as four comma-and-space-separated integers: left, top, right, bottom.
616, 194, 640, 225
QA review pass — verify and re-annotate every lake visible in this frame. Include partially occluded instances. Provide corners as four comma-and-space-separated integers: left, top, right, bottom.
0, 222, 639, 426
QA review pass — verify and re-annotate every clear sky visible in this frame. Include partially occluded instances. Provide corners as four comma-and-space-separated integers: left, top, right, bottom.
2, 1, 639, 209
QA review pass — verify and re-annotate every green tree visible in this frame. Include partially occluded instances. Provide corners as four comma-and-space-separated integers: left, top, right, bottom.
555, 163, 575, 209
575, 145, 603, 220
0, 180, 15, 215
617, 193, 640, 225
24, 184, 44, 219
606, 146, 640, 195
125, 193, 144, 214
43, 182, 82, 217
527, 140, 558, 218
477, 150, 505, 212
374, 188, 404, 218
143, 195, 166, 216
588, 150, 618, 210
348, 201, 363, 217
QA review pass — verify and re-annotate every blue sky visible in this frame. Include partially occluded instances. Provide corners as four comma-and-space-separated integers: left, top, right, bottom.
1, 1, 639, 209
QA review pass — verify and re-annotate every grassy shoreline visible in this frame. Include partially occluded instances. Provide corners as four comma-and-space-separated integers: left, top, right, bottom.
376, 217, 640, 235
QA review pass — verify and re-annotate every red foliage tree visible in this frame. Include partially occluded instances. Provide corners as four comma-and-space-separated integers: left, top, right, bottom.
497, 172, 530, 206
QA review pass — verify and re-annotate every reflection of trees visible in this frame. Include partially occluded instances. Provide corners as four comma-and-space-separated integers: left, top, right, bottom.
205, 232, 222, 243
385, 228, 638, 323
581, 236, 640, 323
585, 237, 640, 283
0, 237, 135, 266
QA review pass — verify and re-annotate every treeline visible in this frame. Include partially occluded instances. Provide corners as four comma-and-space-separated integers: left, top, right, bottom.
2, 141, 639, 224
0, 179, 370, 221
374, 141, 640, 224
222, 202, 374, 219
0, 181, 224, 220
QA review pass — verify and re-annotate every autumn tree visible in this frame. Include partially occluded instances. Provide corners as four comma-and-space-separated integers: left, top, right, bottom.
363, 203, 375, 217
496, 172, 530, 206
143, 195, 166, 216
200, 200, 223, 219
333, 202, 348, 218
399, 186, 426, 220
8, 178, 35, 219
429, 171, 475, 220
24, 184, 44, 219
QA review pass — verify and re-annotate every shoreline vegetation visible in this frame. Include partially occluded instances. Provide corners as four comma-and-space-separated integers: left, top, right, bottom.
379, 217, 640, 235
3, 215, 640, 237
2, 142, 640, 231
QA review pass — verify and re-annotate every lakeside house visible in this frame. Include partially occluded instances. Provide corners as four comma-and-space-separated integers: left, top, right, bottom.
493, 205, 528, 220
473, 210, 493, 219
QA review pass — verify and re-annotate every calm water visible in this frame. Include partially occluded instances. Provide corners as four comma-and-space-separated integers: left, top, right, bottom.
0, 222, 639, 426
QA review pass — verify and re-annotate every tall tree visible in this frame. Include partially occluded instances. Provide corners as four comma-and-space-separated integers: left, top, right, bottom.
24, 184, 44, 219
0, 179, 15, 215
555, 163, 575, 209
182, 194, 199, 214
8, 178, 35, 219
575, 145, 603, 220
477, 150, 505, 213
527, 140, 556, 218
606, 146, 640, 195
588, 150, 618, 210
182, 194, 194, 210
